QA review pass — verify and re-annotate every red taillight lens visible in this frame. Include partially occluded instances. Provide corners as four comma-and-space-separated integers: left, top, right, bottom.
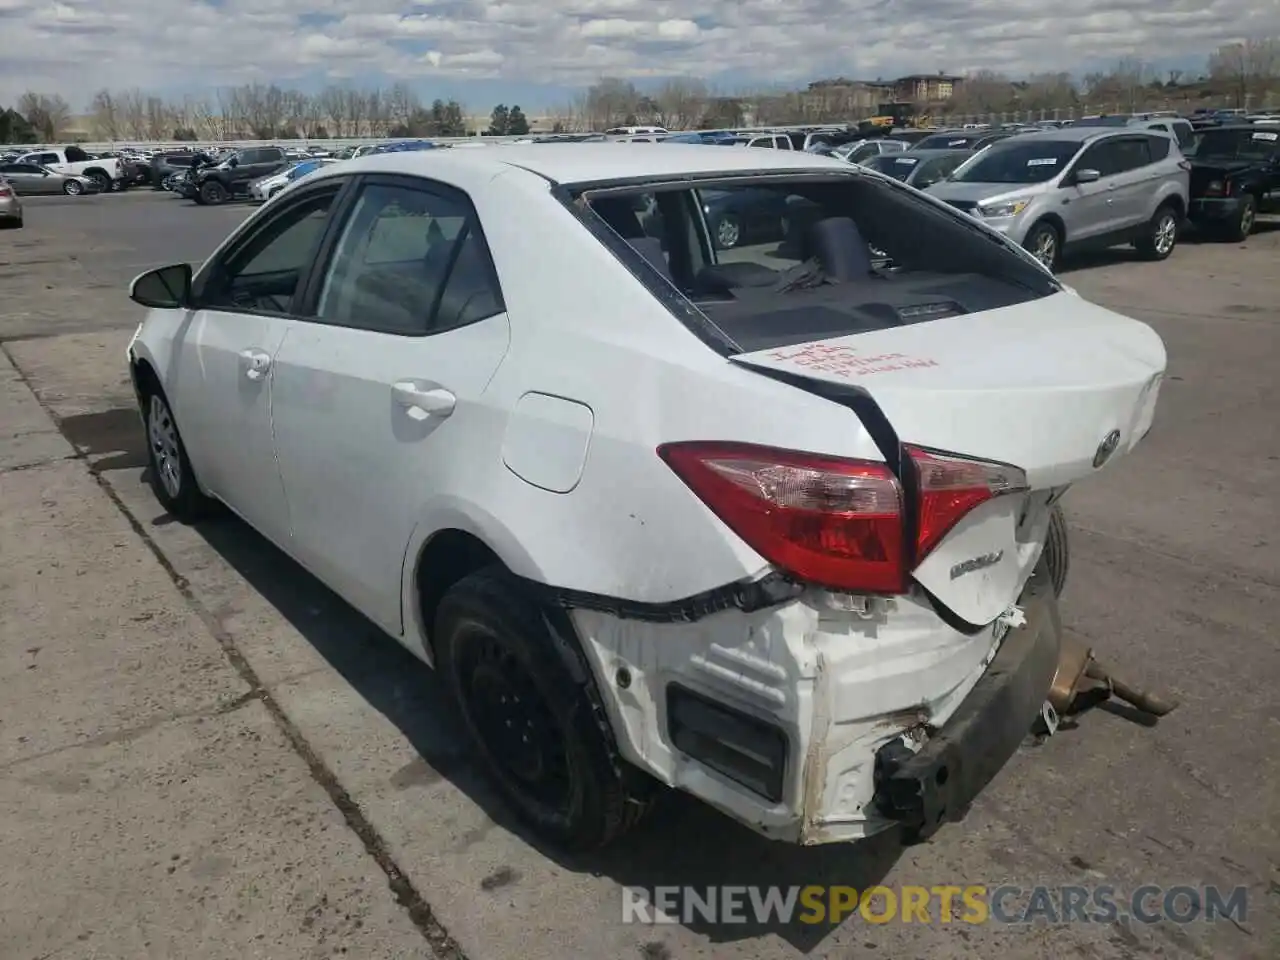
658, 441, 906, 593
905, 445, 1028, 560
660, 441, 1029, 595
0, 186, 11, 197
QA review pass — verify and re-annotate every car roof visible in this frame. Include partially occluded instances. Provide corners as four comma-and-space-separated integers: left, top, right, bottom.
880, 148, 970, 159
985, 126, 1128, 145
326, 142, 855, 186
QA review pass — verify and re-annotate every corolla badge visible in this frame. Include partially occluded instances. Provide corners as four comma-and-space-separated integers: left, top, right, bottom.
1093, 429, 1121, 468
950, 550, 1004, 580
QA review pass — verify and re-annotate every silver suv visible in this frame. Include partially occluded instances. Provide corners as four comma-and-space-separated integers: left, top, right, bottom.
925, 127, 1190, 270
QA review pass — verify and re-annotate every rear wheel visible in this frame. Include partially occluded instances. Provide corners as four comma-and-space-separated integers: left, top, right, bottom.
1135, 203, 1179, 260
1024, 221, 1061, 271
436, 567, 654, 852
1044, 504, 1070, 597
87, 169, 111, 192
62, 179, 83, 196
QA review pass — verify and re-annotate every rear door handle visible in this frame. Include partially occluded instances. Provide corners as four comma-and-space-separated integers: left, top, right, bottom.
238, 348, 272, 381
392, 380, 456, 421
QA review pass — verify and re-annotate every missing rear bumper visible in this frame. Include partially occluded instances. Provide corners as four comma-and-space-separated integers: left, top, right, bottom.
871, 570, 1061, 840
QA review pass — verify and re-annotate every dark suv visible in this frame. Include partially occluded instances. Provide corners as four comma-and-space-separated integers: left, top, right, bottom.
150, 152, 200, 190
1186, 124, 1279, 241
192, 146, 288, 205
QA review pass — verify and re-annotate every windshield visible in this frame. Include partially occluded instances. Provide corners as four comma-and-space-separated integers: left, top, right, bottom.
950, 140, 1081, 184
863, 154, 919, 181
914, 133, 981, 150
1189, 128, 1279, 160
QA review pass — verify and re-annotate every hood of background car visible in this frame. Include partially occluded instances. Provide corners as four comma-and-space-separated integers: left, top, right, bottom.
925, 180, 1039, 206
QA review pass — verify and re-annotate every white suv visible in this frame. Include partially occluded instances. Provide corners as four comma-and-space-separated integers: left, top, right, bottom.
126, 144, 1166, 851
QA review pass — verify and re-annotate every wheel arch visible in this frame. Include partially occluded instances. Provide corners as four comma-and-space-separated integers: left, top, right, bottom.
401, 502, 550, 666
1029, 211, 1067, 244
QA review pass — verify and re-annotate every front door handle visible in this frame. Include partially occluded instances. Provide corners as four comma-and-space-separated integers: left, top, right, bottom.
392, 380, 456, 421
238, 348, 271, 381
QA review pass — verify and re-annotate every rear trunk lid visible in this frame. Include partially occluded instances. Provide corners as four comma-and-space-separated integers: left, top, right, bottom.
730, 292, 1165, 624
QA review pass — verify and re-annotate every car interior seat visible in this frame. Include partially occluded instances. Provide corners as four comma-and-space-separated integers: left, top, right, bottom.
808, 216, 875, 280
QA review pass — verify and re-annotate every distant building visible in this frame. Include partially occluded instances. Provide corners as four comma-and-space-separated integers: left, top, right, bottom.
890, 74, 962, 103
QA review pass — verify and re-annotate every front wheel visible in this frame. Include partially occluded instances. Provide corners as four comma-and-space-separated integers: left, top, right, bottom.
1226, 194, 1257, 242
436, 567, 654, 852
199, 180, 228, 205
141, 384, 216, 521
1023, 221, 1061, 271
714, 214, 742, 250
1135, 204, 1179, 261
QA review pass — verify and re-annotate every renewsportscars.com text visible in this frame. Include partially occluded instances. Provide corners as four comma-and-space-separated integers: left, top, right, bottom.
621, 884, 1249, 926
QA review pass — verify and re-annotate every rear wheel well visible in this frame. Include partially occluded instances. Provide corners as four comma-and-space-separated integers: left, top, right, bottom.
415, 529, 504, 654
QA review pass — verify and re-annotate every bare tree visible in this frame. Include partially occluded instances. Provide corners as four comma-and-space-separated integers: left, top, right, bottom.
654, 77, 708, 130
385, 82, 418, 131
17, 91, 71, 140
89, 89, 120, 140
1209, 38, 1279, 107
302, 93, 327, 137
584, 77, 640, 129
145, 97, 170, 140
948, 70, 1014, 114
188, 96, 217, 139
318, 85, 350, 137
342, 86, 369, 137
118, 88, 148, 139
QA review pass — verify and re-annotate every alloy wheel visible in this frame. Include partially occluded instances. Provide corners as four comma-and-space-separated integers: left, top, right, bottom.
1154, 213, 1177, 256
147, 394, 183, 499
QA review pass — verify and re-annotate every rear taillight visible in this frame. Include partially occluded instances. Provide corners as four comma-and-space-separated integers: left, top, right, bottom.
659, 441, 1027, 595
1205, 179, 1227, 196
905, 445, 1028, 559
0, 186, 10, 197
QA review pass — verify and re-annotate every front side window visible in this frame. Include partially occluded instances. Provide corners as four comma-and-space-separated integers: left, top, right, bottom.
315, 182, 504, 335
199, 189, 336, 314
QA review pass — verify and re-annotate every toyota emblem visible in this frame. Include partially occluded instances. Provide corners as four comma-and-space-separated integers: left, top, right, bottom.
1093, 429, 1121, 468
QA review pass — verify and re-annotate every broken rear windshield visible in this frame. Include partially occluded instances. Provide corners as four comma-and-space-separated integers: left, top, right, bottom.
568, 171, 1059, 353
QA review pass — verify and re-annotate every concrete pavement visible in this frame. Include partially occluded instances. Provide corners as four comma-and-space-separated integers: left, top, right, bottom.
0, 191, 1275, 959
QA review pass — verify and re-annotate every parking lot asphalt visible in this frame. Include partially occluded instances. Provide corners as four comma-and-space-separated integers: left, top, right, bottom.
1, 190, 1277, 959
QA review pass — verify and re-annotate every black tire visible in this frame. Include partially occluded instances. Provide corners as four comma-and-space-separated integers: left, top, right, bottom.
0, 217, 21, 230
85, 169, 111, 192
62, 178, 83, 196
1023, 220, 1061, 271
1225, 194, 1257, 242
1134, 203, 1179, 261
138, 377, 217, 521
713, 213, 742, 250
200, 180, 228, 205
1044, 504, 1070, 598
436, 567, 654, 852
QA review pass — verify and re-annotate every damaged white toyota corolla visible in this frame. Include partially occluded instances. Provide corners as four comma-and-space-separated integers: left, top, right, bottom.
125, 143, 1166, 851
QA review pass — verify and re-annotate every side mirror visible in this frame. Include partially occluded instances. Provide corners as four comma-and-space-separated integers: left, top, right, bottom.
130, 263, 192, 309
228, 156, 239, 167
1072, 168, 1101, 184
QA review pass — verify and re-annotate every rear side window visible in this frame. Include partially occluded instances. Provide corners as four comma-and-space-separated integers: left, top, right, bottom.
315, 181, 503, 336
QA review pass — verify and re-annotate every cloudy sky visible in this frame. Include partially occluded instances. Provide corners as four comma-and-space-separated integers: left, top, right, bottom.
1, 0, 1277, 111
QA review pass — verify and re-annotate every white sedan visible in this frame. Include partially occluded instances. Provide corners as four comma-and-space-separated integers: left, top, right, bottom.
126, 144, 1166, 852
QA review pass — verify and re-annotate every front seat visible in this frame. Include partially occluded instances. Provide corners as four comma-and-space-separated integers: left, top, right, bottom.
808, 216, 874, 280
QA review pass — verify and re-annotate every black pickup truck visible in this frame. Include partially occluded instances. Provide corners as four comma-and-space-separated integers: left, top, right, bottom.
1186, 124, 1280, 241
191, 146, 288, 205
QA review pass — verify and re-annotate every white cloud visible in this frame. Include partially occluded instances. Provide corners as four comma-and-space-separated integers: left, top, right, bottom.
0, 0, 1277, 107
